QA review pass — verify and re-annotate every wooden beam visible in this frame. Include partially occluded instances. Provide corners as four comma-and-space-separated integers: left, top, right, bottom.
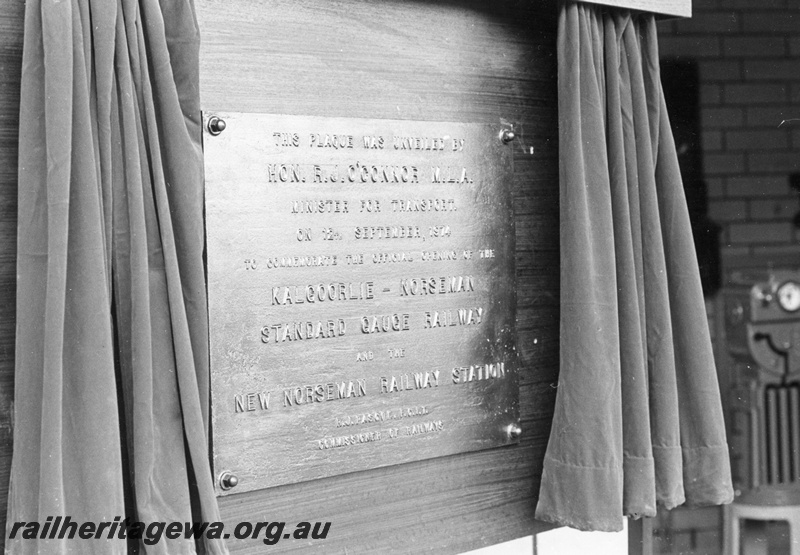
579, 0, 690, 18
628, 518, 654, 555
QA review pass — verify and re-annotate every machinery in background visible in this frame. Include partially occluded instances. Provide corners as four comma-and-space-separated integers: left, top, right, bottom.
725, 270, 800, 491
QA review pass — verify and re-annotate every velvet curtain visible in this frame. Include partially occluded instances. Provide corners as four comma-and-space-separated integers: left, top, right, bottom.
535, 2, 734, 532
8, 0, 226, 552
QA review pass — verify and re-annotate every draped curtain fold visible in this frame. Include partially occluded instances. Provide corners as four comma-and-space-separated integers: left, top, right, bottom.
9, 0, 226, 553
535, 2, 734, 532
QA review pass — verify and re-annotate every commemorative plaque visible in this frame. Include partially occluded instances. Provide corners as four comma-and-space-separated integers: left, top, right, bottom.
204, 112, 519, 495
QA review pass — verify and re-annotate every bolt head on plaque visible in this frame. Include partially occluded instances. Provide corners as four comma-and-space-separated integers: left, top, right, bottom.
500, 129, 515, 144
207, 116, 227, 136
219, 471, 239, 490
506, 423, 522, 440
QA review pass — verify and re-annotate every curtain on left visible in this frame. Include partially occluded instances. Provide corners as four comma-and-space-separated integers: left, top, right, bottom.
8, 0, 226, 553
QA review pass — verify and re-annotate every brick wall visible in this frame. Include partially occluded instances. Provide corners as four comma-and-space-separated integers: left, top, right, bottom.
655, 4, 798, 553
658, 0, 800, 272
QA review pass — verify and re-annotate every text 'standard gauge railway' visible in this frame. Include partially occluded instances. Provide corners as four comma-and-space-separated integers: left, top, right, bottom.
204, 112, 520, 495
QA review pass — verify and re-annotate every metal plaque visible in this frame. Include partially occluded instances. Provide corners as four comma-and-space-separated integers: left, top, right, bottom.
204, 112, 519, 495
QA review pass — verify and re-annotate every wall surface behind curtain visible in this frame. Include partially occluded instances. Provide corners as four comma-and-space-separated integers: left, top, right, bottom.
0, 0, 24, 550
198, 0, 560, 552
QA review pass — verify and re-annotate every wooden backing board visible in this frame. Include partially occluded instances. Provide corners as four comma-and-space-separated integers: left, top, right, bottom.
582, 0, 690, 18
0, 1, 24, 551
197, 0, 560, 552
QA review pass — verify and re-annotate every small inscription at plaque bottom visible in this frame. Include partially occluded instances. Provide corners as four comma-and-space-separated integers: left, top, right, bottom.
204, 112, 519, 495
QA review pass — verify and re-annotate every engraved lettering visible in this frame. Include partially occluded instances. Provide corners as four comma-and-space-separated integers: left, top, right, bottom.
321, 227, 342, 241
356, 350, 373, 362
291, 200, 350, 214
272, 132, 300, 147
392, 136, 446, 151
284, 379, 367, 407
429, 225, 451, 238
362, 135, 385, 149
379, 370, 439, 393
334, 405, 429, 428
423, 307, 484, 328
390, 199, 456, 212
354, 226, 421, 240
420, 250, 458, 261
360, 313, 410, 334
452, 362, 507, 384
309, 133, 354, 149
399, 276, 474, 296
403, 420, 444, 436
262, 255, 338, 270
359, 199, 381, 212
234, 391, 271, 413
343, 163, 419, 183
317, 431, 381, 450
430, 166, 472, 184
312, 164, 342, 183
372, 252, 413, 263
261, 319, 346, 343
267, 164, 305, 183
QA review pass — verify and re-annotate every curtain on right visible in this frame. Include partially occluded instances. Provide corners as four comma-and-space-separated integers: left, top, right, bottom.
535, 2, 734, 532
